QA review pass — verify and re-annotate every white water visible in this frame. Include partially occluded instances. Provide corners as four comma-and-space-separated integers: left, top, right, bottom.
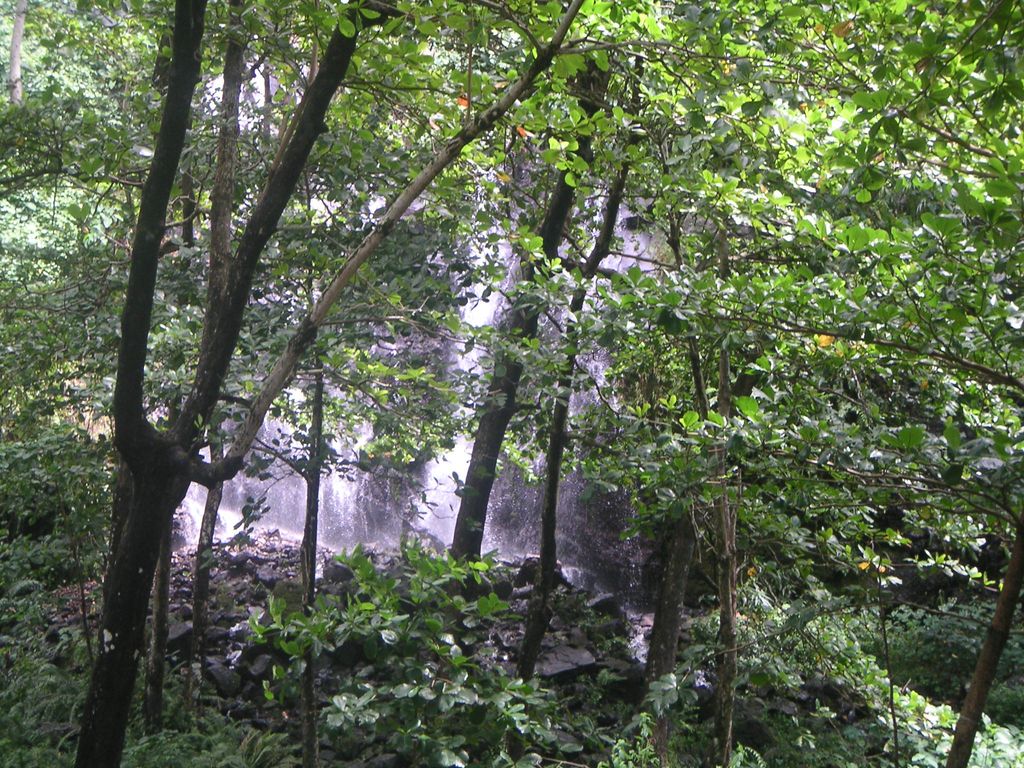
176, 214, 657, 600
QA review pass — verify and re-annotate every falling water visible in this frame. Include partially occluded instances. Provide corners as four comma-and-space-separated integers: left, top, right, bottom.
178, 215, 656, 602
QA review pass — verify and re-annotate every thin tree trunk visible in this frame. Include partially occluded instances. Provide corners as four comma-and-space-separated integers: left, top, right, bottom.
711, 235, 737, 768
143, 512, 174, 731
645, 509, 697, 763
517, 400, 568, 679
450, 64, 606, 560
448, 174, 574, 559
643, 336, 709, 763
77, 4, 209, 765
186, 442, 224, 711
518, 157, 629, 679
946, 522, 1024, 768
300, 369, 324, 768
8, 0, 27, 105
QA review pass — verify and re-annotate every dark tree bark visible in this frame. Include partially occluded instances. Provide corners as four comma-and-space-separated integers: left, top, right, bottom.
946, 522, 1024, 768
645, 509, 697, 763
8, 0, 27, 104
450, 66, 608, 560
300, 369, 325, 768
142, 513, 173, 731
76, 6, 208, 763
643, 336, 708, 762
186, 442, 224, 711
518, 158, 629, 679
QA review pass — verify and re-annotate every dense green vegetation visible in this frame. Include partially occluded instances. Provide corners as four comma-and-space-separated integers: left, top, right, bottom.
1, 0, 1022, 766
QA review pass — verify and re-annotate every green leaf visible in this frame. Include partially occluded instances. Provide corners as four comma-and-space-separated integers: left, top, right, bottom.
734, 396, 760, 419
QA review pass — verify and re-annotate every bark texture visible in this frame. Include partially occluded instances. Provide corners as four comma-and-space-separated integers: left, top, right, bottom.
300, 371, 324, 768
946, 523, 1024, 768
186, 442, 224, 710
646, 509, 697, 764
8, 0, 27, 104
142, 515, 173, 730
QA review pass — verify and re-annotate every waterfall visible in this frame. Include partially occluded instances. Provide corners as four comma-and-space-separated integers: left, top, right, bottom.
177, 212, 656, 602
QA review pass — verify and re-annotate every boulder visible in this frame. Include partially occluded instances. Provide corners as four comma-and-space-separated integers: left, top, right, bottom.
536, 645, 598, 681
587, 593, 626, 622
166, 621, 193, 656
322, 560, 355, 584
255, 565, 280, 588
205, 658, 241, 697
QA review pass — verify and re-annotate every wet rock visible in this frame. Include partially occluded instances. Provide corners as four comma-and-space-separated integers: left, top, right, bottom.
166, 621, 193, 656
587, 593, 625, 622
734, 697, 774, 752
492, 578, 514, 600
322, 560, 355, 584
365, 753, 405, 768
206, 658, 241, 697
255, 566, 280, 588
245, 653, 274, 681
568, 626, 588, 648
225, 551, 253, 574
537, 645, 597, 681
206, 626, 229, 644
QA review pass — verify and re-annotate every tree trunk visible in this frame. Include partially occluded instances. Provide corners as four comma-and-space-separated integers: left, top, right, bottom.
711, 236, 737, 768
516, 397, 568, 679
946, 522, 1024, 768
517, 155, 629, 678
450, 65, 607, 560
76, 469, 190, 768
186, 442, 224, 711
8, 0, 27, 105
645, 508, 697, 763
143, 511, 174, 731
300, 369, 324, 768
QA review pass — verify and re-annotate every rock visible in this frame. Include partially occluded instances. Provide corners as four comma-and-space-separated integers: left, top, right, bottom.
514, 557, 567, 588
206, 626, 229, 644
245, 653, 275, 681
733, 697, 774, 752
255, 565, 280, 588
568, 626, 588, 648
322, 560, 355, 584
515, 558, 540, 587
587, 593, 625, 622
366, 753, 404, 768
536, 645, 598, 681
225, 551, 252, 574
601, 658, 647, 705
166, 621, 193, 656
492, 579, 514, 600
206, 659, 241, 697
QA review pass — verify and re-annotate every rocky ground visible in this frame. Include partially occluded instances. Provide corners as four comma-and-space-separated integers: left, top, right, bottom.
36, 533, 881, 766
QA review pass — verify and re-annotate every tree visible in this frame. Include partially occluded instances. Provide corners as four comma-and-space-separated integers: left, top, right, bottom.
75, 1, 588, 764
